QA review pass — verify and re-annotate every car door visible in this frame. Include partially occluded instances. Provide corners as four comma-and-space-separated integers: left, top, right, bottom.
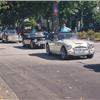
53, 35, 62, 54
47, 34, 61, 54
48, 39, 55, 54
48, 35, 60, 54
47, 34, 55, 53
54, 41, 62, 54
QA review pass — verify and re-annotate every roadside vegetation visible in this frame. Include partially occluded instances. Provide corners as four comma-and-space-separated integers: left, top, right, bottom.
0, 1, 100, 41
0, 1, 100, 30
78, 30, 100, 41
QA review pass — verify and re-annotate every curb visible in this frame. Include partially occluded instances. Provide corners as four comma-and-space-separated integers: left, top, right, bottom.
0, 77, 19, 100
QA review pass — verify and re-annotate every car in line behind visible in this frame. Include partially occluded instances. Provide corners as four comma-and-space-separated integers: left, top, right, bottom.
2, 28, 22, 43
22, 28, 46, 49
0, 27, 3, 39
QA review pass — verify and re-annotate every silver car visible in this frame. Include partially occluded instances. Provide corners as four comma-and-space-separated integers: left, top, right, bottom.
46, 32, 95, 59
2, 29, 22, 43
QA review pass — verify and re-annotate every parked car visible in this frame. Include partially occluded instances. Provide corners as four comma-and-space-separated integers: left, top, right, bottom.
46, 32, 95, 60
2, 28, 22, 43
22, 28, 46, 49
0, 27, 3, 39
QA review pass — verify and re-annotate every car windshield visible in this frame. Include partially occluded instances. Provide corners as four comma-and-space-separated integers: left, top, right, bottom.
58, 33, 78, 40
7, 29, 17, 34
31, 28, 37, 34
30, 28, 44, 37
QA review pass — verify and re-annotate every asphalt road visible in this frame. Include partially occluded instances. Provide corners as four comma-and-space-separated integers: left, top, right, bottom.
0, 41, 100, 100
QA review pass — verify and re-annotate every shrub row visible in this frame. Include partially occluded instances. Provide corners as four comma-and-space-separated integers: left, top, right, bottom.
78, 30, 100, 41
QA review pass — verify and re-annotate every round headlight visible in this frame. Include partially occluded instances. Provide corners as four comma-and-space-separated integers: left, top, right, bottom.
88, 43, 94, 49
67, 45, 72, 50
34, 39, 37, 42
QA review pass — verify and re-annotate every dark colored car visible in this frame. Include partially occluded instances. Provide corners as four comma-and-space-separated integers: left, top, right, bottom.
22, 28, 46, 49
0, 27, 3, 39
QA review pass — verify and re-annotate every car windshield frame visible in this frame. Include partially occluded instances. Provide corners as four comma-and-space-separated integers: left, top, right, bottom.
7, 29, 17, 34
29, 29, 45, 37
58, 32, 78, 40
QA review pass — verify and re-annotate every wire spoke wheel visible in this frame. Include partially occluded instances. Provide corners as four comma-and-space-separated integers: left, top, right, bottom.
87, 54, 94, 59
2, 35, 8, 43
46, 44, 51, 55
30, 40, 35, 49
22, 39, 26, 47
61, 47, 68, 60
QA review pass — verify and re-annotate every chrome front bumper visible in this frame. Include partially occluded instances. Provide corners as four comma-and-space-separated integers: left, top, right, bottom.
35, 40, 46, 46
67, 47, 94, 56
8, 36, 22, 42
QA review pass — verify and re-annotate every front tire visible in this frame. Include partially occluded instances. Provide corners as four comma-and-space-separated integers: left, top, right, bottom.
87, 54, 94, 59
22, 39, 26, 47
30, 40, 35, 49
40, 44, 45, 49
46, 44, 51, 55
61, 47, 69, 60
2, 35, 8, 43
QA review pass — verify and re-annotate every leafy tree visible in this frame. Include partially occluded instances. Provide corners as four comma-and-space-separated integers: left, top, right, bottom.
0, 1, 99, 31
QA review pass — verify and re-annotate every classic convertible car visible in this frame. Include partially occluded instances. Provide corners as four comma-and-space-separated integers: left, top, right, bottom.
46, 32, 95, 59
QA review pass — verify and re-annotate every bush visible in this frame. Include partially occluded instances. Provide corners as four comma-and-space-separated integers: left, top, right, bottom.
94, 32, 100, 41
87, 30, 95, 40
78, 31, 87, 39
78, 30, 100, 41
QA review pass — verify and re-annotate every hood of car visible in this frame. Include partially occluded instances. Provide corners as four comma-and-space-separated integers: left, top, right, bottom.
61, 39, 93, 47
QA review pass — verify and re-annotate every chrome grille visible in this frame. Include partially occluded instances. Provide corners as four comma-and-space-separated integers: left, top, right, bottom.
75, 46, 87, 49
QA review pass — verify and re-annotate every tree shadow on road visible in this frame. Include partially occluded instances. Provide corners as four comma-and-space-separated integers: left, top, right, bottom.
29, 53, 87, 61
14, 46, 32, 50
0, 41, 17, 44
29, 53, 61, 60
14, 46, 45, 50
84, 64, 100, 72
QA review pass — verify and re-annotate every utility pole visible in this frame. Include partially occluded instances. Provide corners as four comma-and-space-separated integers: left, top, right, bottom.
96, 0, 100, 12
80, 3, 83, 31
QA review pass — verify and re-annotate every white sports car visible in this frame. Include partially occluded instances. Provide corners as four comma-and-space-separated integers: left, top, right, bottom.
46, 32, 95, 59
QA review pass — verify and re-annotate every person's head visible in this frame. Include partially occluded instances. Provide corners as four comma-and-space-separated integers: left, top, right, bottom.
63, 23, 66, 27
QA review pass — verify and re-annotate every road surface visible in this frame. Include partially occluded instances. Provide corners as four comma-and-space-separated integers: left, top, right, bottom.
0, 41, 100, 100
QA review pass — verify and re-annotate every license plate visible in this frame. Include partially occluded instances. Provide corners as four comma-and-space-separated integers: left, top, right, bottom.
75, 48, 87, 55
39, 41, 46, 44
